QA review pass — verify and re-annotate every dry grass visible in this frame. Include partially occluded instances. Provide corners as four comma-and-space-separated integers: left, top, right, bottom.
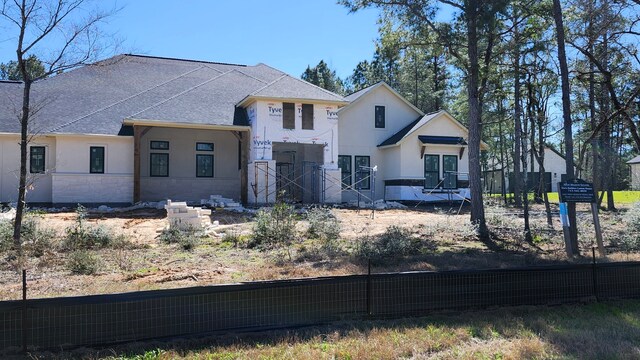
35, 300, 640, 359
1, 203, 639, 300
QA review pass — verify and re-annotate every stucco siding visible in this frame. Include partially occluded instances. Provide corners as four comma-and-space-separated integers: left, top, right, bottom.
139, 127, 240, 202
0, 134, 55, 203
630, 163, 640, 190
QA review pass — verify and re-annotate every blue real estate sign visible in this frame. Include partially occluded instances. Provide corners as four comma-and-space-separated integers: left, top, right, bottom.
558, 179, 596, 203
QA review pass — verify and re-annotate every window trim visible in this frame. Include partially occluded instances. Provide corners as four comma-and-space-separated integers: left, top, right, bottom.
338, 155, 352, 189
29, 146, 46, 174
374, 105, 386, 129
424, 154, 440, 189
196, 154, 214, 178
443, 155, 458, 189
301, 103, 314, 130
196, 142, 214, 152
150, 140, 169, 150
283, 102, 295, 129
89, 146, 105, 174
354, 155, 371, 190
150, 153, 169, 177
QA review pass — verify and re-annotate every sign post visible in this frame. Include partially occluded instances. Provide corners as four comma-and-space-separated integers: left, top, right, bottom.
558, 179, 605, 258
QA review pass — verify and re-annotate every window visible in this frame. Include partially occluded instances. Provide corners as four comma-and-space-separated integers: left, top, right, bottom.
196, 154, 214, 177
150, 153, 169, 177
375, 105, 385, 128
354, 155, 370, 190
338, 155, 352, 189
150, 141, 169, 150
30, 146, 45, 174
90, 146, 105, 174
424, 155, 439, 189
196, 142, 214, 151
443, 155, 458, 189
302, 104, 314, 129
283, 102, 295, 129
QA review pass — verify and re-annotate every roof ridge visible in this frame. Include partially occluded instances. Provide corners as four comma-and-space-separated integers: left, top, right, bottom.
249, 74, 288, 96
49, 65, 206, 133
125, 54, 247, 67
128, 69, 236, 119
282, 74, 345, 100
0, 80, 22, 84
230, 68, 267, 84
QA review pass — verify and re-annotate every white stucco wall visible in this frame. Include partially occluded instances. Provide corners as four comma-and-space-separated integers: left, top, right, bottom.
338, 85, 423, 202
631, 163, 640, 190
52, 135, 133, 204
0, 134, 56, 203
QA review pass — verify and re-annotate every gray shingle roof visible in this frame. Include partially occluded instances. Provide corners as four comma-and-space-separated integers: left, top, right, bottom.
0, 54, 346, 136
627, 155, 640, 164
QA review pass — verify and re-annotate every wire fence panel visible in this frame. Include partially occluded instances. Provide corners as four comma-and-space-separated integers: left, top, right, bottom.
1, 262, 640, 351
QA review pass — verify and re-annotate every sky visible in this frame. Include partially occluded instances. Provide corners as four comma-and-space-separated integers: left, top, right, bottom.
0, 0, 382, 80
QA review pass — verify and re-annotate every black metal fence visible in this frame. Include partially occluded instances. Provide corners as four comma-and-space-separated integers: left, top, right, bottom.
2, 261, 640, 352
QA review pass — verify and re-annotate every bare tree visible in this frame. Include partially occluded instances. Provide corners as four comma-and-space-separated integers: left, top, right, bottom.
0, 0, 118, 262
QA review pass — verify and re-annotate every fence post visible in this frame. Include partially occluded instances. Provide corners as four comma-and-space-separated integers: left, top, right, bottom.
592, 247, 599, 302
367, 259, 372, 317
22, 269, 27, 353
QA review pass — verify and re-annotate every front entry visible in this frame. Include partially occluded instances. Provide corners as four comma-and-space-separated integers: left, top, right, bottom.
272, 142, 324, 203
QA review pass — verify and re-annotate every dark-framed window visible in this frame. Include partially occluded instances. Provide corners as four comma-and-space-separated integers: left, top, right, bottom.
443, 155, 458, 189
150, 140, 169, 150
355, 155, 370, 190
89, 146, 105, 174
29, 146, 45, 174
196, 154, 214, 177
338, 155, 352, 189
302, 104, 314, 130
196, 142, 214, 151
150, 153, 169, 177
375, 105, 385, 128
283, 102, 295, 129
424, 154, 439, 189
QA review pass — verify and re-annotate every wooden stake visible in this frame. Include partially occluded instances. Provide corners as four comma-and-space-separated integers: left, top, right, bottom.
591, 202, 606, 257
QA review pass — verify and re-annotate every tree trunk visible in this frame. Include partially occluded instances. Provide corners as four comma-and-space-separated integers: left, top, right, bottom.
466, 0, 488, 238
12, 78, 31, 261
512, 15, 523, 208
552, 0, 579, 255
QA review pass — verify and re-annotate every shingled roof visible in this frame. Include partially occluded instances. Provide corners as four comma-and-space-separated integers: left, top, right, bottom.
0, 54, 346, 136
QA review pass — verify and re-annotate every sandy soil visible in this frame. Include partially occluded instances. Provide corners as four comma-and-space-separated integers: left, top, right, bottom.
0, 202, 634, 300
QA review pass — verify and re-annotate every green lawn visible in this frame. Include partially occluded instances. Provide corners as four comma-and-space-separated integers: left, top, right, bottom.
91, 300, 640, 360
491, 191, 640, 205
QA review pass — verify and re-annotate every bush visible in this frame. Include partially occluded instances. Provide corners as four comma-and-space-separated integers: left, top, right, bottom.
620, 203, 640, 251
252, 202, 297, 249
64, 205, 125, 250
357, 225, 416, 262
67, 250, 101, 275
159, 227, 200, 251
0, 216, 55, 256
306, 207, 340, 241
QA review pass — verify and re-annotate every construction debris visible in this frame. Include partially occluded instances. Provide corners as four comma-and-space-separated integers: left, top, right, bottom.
201, 195, 245, 212
345, 199, 408, 210
165, 200, 212, 230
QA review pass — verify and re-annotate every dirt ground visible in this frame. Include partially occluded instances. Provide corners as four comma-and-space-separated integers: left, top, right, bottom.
0, 201, 635, 301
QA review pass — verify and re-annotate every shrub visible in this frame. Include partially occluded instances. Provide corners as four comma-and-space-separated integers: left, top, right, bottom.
159, 227, 201, 251
63, 205, 125, 250
306, 207, 340, 241
620, 203, 640, 252
67, 250, 101, 275
252, 201, 297, 249
357, 225, 416, 262
0, 216, 55, 256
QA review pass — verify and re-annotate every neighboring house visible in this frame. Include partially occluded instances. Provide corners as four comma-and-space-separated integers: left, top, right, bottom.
338, 82, 486, 202
627, 155, 640, 190
484, 145, 569, 194
0, 54, 346, 205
